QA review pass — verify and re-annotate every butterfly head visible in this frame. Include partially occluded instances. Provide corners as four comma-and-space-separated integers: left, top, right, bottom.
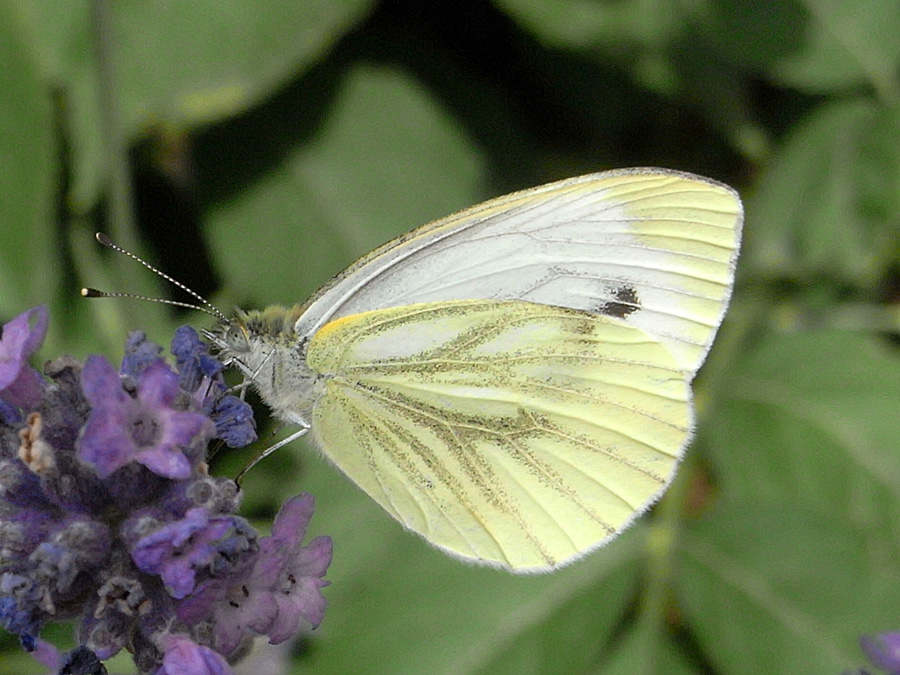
205, 309, 249, 354
201, 309, 245, 365
206, 306, 317, 425
205, 306, 306, 373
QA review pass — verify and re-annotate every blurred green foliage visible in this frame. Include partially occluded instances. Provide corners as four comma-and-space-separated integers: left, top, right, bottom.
2, 0, 900, 673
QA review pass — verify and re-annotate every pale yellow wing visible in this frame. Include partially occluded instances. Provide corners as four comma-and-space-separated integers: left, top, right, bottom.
306, 299, 689, 571
295, 168, 742, 377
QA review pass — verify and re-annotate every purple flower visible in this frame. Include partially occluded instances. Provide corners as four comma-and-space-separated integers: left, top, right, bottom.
0, 308, 332, 673
28, 638, 59, 670
177, 494, 331, 657
78, 357, 214, 479
154, 635, 233, 675
31, 518, 112, 596
863, 632, 900, 675
171, 326, 223, 391
209, 396, 257, 448
253, 494, 332, 635
170, 327, 256, 448
0, 306, 48, 412
121, 332, 164, 379
0, 573, 44, 646
129, 508, 256, 599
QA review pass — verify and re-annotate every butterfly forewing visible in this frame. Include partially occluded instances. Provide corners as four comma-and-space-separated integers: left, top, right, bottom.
306, 300, 690, 570
295, 168, 742, 377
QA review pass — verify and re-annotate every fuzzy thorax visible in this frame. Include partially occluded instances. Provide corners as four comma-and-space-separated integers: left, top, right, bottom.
211, 306, 318, 427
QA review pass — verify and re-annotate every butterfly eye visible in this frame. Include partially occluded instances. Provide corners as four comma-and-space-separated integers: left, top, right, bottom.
224, 324, 250, 353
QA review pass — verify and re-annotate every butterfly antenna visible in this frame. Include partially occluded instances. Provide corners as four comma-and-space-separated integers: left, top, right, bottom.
82, 232, 229, 321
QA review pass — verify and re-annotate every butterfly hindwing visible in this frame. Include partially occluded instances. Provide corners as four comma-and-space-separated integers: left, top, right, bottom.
307, 299, 690, 570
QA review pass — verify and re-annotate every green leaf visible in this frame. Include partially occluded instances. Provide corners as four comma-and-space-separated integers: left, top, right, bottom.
0, 2, 57, 319
203, 63, 487, 309
493, 0, 761, 162
18, 0, 376, 213
677, 503, 898, 675
743, 100, 900, 286
702, 329, 900, 560
600, 623, 698, 675
771, 0, 900, 97
705, 0, 900, 97
109, 0, 376, 127
702, 0, 807, 69
495, 0, 686, 51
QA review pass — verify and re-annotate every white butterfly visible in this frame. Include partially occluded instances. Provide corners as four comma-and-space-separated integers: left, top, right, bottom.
205, 168, 743, 572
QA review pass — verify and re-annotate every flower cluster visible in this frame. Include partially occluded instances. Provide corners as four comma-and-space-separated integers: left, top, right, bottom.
0, 307, 332, 675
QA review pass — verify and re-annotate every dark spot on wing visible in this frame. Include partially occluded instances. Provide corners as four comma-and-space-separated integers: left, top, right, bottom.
597, 285, 640, 319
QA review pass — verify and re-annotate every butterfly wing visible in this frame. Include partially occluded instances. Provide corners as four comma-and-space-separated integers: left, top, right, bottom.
307, 300, 689, 571
295, 168, 743, 376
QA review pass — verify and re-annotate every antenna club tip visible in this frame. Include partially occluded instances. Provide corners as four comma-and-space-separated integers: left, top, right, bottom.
95, 232, 112, 246
81, 288, 102, 298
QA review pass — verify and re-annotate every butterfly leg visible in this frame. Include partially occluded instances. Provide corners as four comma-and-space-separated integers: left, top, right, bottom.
236, 421, 311, 484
